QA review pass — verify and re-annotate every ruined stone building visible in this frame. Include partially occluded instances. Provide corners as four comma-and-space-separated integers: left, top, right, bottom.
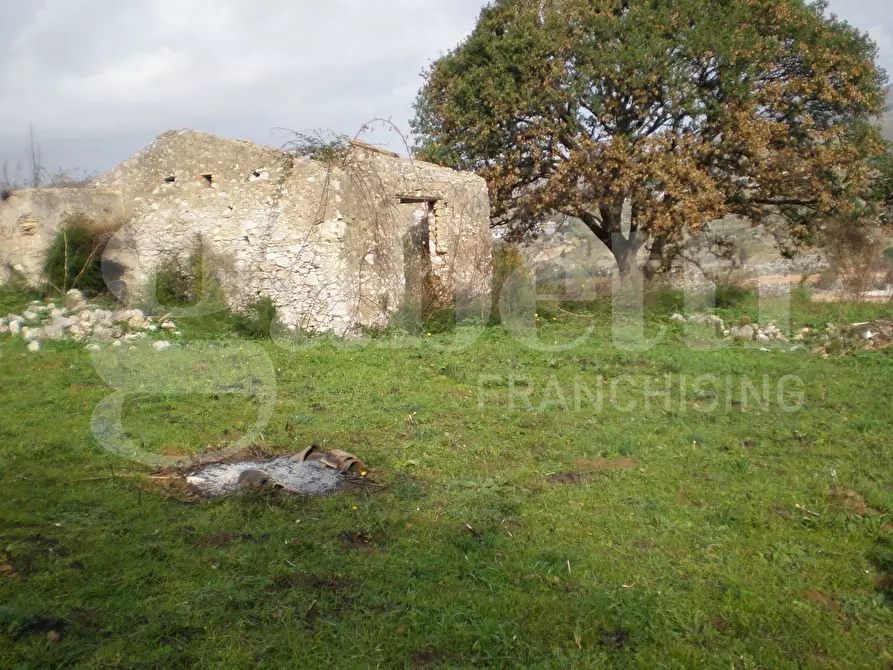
1, 130, 492, 335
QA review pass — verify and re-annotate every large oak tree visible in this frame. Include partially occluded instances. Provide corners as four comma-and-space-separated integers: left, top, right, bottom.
412, 0, 887, 277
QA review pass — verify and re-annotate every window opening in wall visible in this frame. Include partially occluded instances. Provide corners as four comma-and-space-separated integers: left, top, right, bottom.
200, 173, 214, 186
164, 175, 176, 183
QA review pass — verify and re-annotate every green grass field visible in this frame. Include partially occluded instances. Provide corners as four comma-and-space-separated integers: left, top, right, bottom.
1, 291, 892, 668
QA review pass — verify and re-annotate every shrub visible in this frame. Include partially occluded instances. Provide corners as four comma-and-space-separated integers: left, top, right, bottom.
714, 283, 755, 309
151, 246, 227, 311
644, 284, 685, 314
231, 298, 277, 339
151, 250, 279, 340
490, 243, 526, 325
42, 213, 115, 298
822, 220, 883, 301
153, 261, 194, 307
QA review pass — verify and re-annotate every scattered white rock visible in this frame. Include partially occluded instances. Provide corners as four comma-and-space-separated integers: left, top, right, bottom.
153, 340, 172, 351
85, 343, 101, 352
23, 310, 39, 323
63, 289, 87, 310
670, 313, 686, 322
24, 328, 42, 342
94, 310, 115, 326
55, 316, 78, 329
112, 340, 123, 348
115, 309, 146, 325
731, 324, 755, 341
9, 320, 22, 336
160, 321, 177, 331
27, 341, 40, 353
43, 324, 66, 340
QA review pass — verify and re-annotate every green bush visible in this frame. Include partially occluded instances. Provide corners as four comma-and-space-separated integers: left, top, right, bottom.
42, 213, 113, 298
152, 248, 227, 311
714, 283, 755, 309
151, 252, 278, 340
490, 243, 526, 325
644, 284, 685, 314
153, 262, 193, 307
231, 298, 277, 339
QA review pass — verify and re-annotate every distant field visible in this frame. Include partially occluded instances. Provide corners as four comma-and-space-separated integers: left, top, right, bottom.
1, 294, 891, 668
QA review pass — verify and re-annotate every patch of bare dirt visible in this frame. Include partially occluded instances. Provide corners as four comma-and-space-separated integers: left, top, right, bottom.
192, 532, 255, 548
412, 647, 446, 668
142, 475, 203, 502
0, 534, 68, 578
339, 529, 386, 554
832, 487, 884, 517
269, 572, 359, 594
804, 591, 841, 613
598, 628, 632, 649
548, 472, 589, 485
711, 616, 729, 631
15, 616, 66, 642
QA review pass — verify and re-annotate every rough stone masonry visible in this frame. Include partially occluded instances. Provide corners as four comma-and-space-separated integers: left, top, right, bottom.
1, 130, 493, 336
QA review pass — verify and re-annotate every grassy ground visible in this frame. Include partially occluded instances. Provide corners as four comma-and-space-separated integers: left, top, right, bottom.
1, 291, 892, 668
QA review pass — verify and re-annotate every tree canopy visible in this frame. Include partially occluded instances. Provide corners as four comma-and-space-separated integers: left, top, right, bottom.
412, 0, 888, 276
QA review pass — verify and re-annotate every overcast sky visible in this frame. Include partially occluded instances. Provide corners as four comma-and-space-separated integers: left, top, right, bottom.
1, 1, 890, 179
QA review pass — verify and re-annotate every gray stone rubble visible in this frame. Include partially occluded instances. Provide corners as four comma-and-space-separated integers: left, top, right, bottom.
671, 312, 798, 345
0, 289, 180, 352
670, 312, 893, 353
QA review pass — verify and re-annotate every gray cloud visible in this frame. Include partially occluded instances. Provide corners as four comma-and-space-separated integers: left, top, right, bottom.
1, 0, 890, 176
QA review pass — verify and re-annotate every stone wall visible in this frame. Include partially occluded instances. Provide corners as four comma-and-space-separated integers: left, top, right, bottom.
0, 187, 123, 283
94, 130, 492, 334
1, 130, 492, 334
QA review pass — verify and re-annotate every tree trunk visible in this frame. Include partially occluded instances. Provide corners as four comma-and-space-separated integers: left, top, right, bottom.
643, 234, 671, 281
579, 204, 646, 280
611, 235, 641, 280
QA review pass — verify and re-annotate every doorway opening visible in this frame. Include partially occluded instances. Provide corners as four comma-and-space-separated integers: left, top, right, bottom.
399, 196, 454, 329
